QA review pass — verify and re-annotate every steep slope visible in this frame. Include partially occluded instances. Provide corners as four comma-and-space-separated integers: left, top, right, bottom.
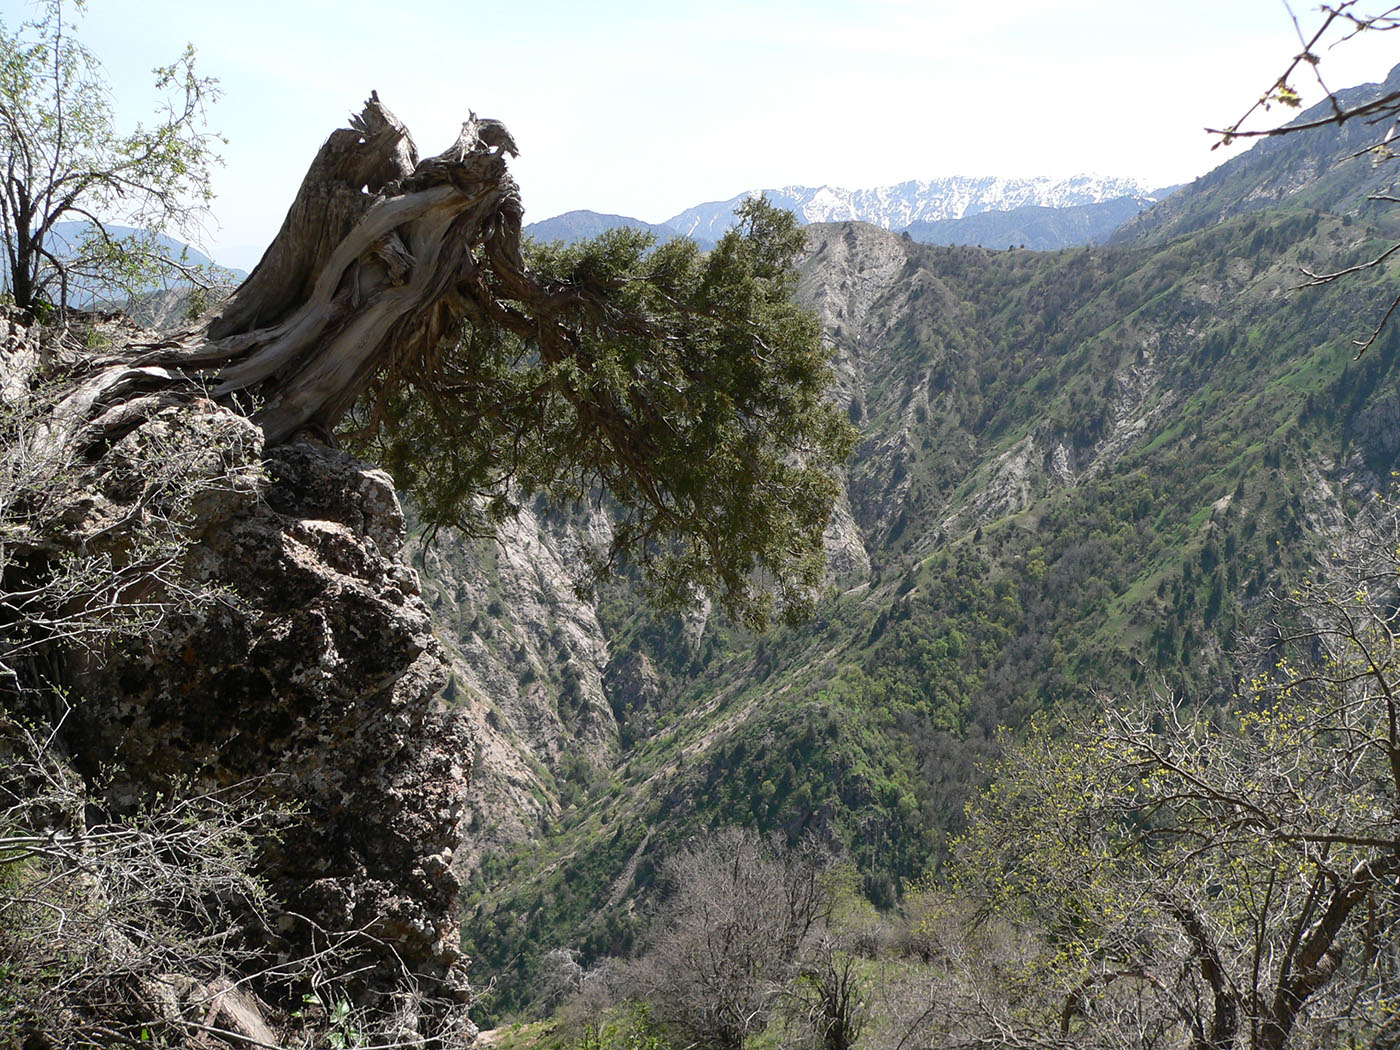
902, 195, 1156, 250
1114, 61, 1400, 246
412, 501, 623, 871
444, 194, 1400, 1019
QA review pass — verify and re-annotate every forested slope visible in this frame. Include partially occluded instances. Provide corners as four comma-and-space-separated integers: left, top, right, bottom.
438, 189, 1400, 1018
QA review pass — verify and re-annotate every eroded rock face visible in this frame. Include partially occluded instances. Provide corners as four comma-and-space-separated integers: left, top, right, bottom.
60, 423, 474, 1036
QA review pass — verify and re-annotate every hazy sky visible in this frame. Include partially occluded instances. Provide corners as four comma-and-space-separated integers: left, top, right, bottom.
5, 0, 1398, 270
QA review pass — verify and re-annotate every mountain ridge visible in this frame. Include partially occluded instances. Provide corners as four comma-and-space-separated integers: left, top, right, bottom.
526, 175, 1171, 252
664, 174, 1161, 242
1114, 60, 1400, 246
522, 209, 706, 250
900, 195, 1158, 250
452, 201, 1400, 1017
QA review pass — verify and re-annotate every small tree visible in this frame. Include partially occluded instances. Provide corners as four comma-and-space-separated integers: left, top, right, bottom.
946, 520, 1400, 1050
0, 0, 222, 312
359, 197, 854, 626
639, 828, 831, 1050
786, 935, 866, 1050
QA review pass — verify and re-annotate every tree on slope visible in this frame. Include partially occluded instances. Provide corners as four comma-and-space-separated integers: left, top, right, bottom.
0, 75, 852, 1050
7, 87, 851, 628
640, 829, 832, 1050
941, 521, 1400, 1050
0, 0, 221, 311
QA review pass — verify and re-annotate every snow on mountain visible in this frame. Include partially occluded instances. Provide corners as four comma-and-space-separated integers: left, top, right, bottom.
664, 175, 1156, 242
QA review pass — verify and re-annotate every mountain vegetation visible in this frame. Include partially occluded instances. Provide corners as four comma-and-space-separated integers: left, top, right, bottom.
526, 177, 1167, 254
952, 540, 1400, 1049
900, 195, 1158, 250
5, 3, 1400, 1047
442, 60, 1400, 1035
0, 21, 850, 1043
1115, 62, 1400, 250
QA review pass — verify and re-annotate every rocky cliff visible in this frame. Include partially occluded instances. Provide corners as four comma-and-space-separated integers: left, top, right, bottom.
1, 311, 475, 1046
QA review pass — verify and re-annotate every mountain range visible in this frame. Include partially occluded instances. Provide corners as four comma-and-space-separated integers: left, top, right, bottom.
665, 174, 1164, 239
0, 220, 246, 318
526, 175, 1176, 252
522, 210, 699, 249
445, 62, 1400, 1021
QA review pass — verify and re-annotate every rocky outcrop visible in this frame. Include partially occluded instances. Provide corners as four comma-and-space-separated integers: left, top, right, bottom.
13, 360, 476, 1040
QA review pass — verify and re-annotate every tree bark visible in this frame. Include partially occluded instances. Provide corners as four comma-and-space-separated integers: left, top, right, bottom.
44, 94, 533, 451
1258, 853, 1400, 1050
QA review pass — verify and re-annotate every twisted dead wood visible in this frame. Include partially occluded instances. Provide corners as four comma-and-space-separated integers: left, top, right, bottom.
43, 95, 540, 451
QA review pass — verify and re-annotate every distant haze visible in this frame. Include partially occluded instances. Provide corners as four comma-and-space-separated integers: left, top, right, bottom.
662, 176, 1160, 242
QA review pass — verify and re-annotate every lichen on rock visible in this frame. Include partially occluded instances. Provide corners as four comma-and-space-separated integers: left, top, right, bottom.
2, 312, 475, 1044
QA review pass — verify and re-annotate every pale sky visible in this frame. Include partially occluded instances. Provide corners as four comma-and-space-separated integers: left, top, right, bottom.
5, 0, 1398, 271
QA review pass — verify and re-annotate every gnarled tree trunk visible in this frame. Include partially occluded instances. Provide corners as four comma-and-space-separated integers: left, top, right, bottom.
52, 94, 534, 452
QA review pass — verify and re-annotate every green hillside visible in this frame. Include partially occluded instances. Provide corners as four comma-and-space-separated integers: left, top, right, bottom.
1113, 63, 1400, 247
443, 191, 1400, 1021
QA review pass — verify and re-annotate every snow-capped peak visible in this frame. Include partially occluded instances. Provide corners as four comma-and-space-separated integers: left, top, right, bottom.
664, 175, 1155, 242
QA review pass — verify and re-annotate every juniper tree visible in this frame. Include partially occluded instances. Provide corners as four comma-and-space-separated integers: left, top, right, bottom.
15, 91, 852, 630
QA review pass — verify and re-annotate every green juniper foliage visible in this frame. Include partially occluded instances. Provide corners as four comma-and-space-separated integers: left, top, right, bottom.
352, 197, 855, 629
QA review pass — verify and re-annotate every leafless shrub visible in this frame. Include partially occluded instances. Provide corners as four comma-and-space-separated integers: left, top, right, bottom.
782, 935, 866, 1050
0, 713, 478, 1050
538, 946, 586, 1013
552, 956, 643, 1044
892, 878, 953, 964
845, 915, 894, 960
635, 827, 832, 1050
0, 714, 290, 1047
0, 331, 264, 692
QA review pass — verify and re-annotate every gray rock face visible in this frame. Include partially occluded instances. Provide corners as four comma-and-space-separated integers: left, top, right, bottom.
413, 501, 622, 869
59, 421, 474, 1035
